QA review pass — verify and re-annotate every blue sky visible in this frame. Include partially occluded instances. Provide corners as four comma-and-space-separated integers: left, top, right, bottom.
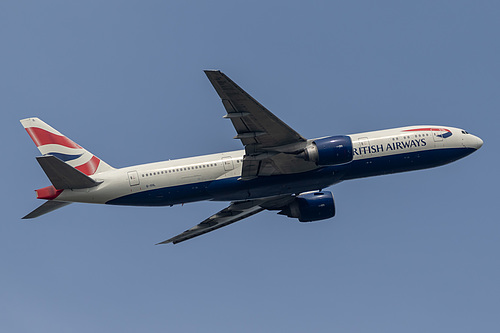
1, 1, 499, 332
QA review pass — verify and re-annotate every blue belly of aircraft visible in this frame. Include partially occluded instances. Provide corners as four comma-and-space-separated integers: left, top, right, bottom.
106, 147, 475, 207
342, 147, 475, 180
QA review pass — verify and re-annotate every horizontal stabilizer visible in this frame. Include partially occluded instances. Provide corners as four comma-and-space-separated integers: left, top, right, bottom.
22, 200, 71, 219
36, 155, 101, 189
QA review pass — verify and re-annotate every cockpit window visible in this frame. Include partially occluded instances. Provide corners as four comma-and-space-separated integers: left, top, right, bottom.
461, 130, 469, 134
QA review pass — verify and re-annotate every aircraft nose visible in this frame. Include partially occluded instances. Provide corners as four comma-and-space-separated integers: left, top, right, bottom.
469, 135, 483, 150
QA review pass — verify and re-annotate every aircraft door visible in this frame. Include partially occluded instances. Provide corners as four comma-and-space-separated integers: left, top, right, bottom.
357, 137, 371, 156
128, 171, 140, 186
431, 129, 444, 148
432, 129, 443, 142
222, 156, 234, 171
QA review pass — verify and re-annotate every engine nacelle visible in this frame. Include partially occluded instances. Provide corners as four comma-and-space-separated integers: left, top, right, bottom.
279, 191, 335, 222
301, 135, 353, 166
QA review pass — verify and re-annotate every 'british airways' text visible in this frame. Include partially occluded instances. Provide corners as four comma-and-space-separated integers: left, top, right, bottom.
354, 139, 427, 155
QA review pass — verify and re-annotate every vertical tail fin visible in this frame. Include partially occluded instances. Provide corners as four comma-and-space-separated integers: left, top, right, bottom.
20, 117, 114, 175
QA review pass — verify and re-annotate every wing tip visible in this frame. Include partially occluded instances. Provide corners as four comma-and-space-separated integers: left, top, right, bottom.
204, 69, 223, 78
155, 239, 173, 245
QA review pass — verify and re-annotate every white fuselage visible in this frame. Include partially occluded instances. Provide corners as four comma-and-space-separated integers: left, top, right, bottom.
53, 125, 483, 206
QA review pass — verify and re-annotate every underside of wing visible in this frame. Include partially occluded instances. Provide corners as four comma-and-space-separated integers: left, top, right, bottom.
205, 70, 306, 149
157, 201, 264, 245
205, 70, 316, 179
157, 195, 295, 245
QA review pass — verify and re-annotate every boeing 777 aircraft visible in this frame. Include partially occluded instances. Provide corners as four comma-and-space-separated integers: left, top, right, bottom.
21, 70, 483, 244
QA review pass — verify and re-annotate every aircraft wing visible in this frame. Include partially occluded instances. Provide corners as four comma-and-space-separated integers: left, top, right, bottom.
157, 195, 295, 245
204, 70, 306, 149
205, 70, 316, 179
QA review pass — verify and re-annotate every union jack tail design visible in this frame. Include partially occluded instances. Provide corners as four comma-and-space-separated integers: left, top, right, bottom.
20, 117, 114, 175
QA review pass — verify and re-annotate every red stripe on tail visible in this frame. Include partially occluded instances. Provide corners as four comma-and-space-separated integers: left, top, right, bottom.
25, 127, 81, 149
75, 156, 101, 175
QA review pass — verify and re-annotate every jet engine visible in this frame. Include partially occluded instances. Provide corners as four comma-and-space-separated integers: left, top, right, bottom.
279, 191, 335, 222
300, 135, 353, 166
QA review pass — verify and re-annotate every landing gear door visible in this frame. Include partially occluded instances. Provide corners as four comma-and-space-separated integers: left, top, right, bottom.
128, 171, 140, 186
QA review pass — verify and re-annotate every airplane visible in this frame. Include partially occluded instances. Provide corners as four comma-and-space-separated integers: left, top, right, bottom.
21, 70, 483, 244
